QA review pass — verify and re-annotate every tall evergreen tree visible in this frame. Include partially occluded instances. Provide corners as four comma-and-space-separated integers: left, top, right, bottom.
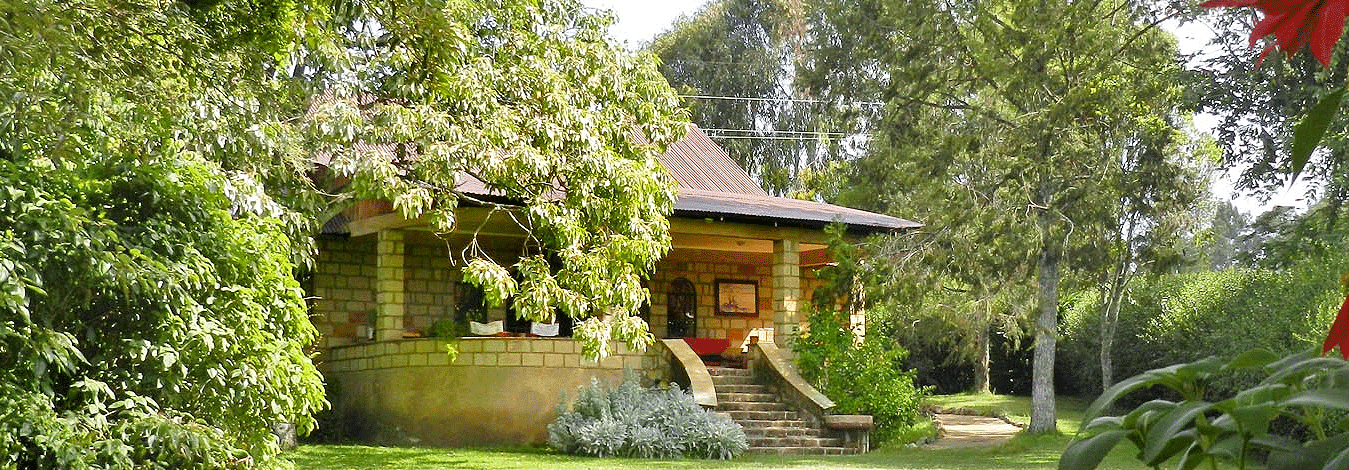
811, 0, 1202, 432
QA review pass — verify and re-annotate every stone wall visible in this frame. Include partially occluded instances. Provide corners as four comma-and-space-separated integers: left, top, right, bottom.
402, 242, 456, 333
311, 236, 376, 348
321, 338, 667, 446
312, 234, 520, 347
648, 255, 829, 347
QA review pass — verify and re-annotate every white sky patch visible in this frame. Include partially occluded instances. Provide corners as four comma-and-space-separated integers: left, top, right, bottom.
1164, 16, 1315, 216
582, 0, 708, 49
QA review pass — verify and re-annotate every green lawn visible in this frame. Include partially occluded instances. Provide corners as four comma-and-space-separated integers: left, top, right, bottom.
288, 394, 1143, 470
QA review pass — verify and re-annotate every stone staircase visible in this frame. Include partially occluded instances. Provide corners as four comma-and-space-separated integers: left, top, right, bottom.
708, 366, 856, 455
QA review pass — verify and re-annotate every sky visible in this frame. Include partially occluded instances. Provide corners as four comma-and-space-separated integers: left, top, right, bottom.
580, 0, 1311, 217
581, 0, 706, 48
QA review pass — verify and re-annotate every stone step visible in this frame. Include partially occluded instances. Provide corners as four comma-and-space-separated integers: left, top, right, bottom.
717, 400, 790, 412
709, 375, 757, 385
717, 392, 779, 403
744, 426, 823, 438
727, 410, 800, 421
749, 436, 845, 448
735, 419, 812, 429
747, 446, 857, 455
707, 367, 752, 377
715, 384, 770, 394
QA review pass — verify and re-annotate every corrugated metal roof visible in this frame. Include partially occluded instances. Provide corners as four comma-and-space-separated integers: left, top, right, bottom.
674, 188, 922, 232
321, 116, 921, 233
652, 125, 768, 196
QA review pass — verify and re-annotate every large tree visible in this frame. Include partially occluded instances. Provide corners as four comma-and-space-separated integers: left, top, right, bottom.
650, 0, 852, 196
814, 0, 1200, 433
0, 0, 685, 466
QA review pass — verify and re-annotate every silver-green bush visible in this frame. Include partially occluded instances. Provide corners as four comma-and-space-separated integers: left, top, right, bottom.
548, 376, 747, 459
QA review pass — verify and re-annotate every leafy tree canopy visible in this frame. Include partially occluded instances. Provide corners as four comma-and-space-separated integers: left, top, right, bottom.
0, 0, 686, 466
805, 0, 1204, 432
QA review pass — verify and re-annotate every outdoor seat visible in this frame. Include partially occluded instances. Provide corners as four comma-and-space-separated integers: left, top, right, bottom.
683, 338, 731, 365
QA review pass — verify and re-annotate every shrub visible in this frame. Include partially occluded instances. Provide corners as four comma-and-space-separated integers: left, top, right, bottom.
795, 309, 927, 446
1063, 349, 1349, 470
1059, 259, 1343, 401
547, 376, 747, 459
0, 159, 326, 468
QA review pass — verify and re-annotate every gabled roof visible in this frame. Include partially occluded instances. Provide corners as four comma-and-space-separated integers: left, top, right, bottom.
446, 124, 920, 233
643, 126, 768, 196
675, 187, 921, 231
656, 125, 919, 232
320, 115, 921, 234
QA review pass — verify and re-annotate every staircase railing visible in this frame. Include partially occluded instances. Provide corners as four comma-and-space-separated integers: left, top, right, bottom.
658, 339, 717, 408
747, 342, 873, 453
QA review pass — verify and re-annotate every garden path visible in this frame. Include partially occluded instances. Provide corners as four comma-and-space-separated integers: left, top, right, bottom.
924, 413, 1022, 449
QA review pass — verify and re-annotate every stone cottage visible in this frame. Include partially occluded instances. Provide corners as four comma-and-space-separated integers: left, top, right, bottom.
307, 124, 919, 453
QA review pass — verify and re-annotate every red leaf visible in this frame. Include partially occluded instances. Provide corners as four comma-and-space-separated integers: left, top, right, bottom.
1321, 293, 1349, 359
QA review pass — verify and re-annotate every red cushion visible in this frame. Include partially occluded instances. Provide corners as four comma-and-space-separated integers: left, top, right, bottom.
683, 338, 730, 356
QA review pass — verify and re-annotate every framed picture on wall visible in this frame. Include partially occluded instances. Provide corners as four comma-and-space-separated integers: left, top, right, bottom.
715, 279, 758, 316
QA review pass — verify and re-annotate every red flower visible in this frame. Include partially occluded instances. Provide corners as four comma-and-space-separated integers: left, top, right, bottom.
1322, 293, 1349, 358
1202, 0, 1349, 67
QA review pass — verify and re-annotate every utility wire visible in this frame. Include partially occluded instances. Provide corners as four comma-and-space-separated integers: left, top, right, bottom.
680, 94, 885, 107
701, 127, 851, 137
706, 135, 865, 141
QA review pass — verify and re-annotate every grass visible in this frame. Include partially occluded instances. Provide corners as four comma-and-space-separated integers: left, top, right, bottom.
288, 440, 1132, 470
288, 394, 1144, 470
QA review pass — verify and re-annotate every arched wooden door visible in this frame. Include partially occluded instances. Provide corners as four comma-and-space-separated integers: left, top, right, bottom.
666, 278, 697, 338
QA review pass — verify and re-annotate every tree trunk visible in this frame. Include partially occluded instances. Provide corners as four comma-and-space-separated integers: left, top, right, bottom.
973, 301, 992, 393
1099, 272, 1124, 390
973, 323, 991, 393
1030, 212, 1060, 434
1099, 215, 1135, 390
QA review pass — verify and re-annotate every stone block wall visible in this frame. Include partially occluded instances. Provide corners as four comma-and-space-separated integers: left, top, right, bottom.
648, 255, 829, 347
321, 338, 668, 446
402, 242, 456, 333
324, 338, 664, 376
312, 234, 521, 348
311, 236, 377, 348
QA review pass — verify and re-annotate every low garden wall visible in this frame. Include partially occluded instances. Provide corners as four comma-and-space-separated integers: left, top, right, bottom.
321, 337, 669, 447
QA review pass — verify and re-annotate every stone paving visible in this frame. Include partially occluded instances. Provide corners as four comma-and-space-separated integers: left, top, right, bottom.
924, 413, 1023, 449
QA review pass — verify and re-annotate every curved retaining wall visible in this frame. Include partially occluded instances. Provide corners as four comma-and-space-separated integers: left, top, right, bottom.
322, 337, 666, 446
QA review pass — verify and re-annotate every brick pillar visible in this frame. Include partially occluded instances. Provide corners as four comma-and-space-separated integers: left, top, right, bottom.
375, 230, 406, 342
772, 239, 800, 345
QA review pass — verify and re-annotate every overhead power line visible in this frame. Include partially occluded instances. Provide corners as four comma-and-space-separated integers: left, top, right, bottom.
679, 94, 885, 107
705, 135, 847, 141
700, 127, 851, 137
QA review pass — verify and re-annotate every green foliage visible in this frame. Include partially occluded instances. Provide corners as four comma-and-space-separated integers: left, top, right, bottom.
1196, 7, 1349, 203
547, 376, 747, 459
795, 309, 926, 446
650, 0, 826, 196
0, 158, 324, 468
307, 0, 689, 357
1291, 88, 1345, 182
1061, 350, 1349, 470
1, 0, 688, 466
1059, 261, 1342, 398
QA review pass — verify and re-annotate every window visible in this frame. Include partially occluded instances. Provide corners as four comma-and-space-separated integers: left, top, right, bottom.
667, 278, 697, 338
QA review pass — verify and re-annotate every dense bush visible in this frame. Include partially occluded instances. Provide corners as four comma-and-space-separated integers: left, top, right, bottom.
1059, 260, 1342, 400
877, 308, 976, 394
0, 159, 325, 468
795, 309, 927, 446
548, 376, 747, 459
